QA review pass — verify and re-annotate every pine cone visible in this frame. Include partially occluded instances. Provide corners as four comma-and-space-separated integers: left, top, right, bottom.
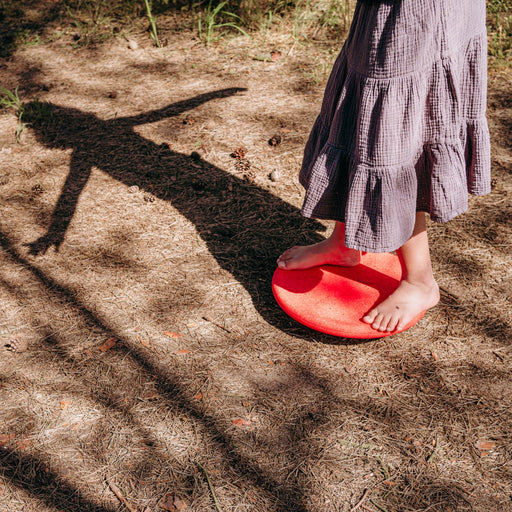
31, 184, 45, 194
230, 147, 247, 160
6, 338, 28, 352
268, 134, 282, 146
235, 158, 251, 172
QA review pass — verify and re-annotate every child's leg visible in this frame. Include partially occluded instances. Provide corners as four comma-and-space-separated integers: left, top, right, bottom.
362, 212, 440, 332
277, 221, 361, 270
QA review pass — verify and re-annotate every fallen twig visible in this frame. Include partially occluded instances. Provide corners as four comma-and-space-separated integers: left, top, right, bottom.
351, 488, 370, 511
202, 315, 232, 333
106, 478, 138, 512
197, 461, 224, 512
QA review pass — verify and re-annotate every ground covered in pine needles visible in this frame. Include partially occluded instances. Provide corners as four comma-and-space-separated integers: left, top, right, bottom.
0, 15, 511, 512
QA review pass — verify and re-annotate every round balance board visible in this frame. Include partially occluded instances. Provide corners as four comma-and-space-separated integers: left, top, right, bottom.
272, 252, 425, 339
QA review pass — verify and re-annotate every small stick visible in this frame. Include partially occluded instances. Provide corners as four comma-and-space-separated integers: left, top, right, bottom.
351, 488, 370, 512
439, 286, 460, 302
106, 478, 138, 512
202, 315, 231, 333
197, 462, 224, 512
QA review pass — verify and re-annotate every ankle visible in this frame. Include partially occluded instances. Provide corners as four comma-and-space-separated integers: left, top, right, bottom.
404, 274, 438, 290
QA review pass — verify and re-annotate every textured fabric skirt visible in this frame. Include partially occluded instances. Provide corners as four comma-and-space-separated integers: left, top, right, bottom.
299, 0, 491, 252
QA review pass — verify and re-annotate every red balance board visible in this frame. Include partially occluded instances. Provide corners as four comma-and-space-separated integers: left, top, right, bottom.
272, 252, 425, 339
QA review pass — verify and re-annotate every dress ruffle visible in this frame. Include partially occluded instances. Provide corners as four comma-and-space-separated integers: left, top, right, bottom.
299, 23, 491, 253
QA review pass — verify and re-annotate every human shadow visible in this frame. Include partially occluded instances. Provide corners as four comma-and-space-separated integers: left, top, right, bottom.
23, 90, 329, 334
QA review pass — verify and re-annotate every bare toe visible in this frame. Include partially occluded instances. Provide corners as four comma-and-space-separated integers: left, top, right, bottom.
386, 314, 400, 332
371, 313, 385, 331
363, 310, 378, 325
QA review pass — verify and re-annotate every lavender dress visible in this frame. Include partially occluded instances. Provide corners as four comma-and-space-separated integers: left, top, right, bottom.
299, 0, 490, 252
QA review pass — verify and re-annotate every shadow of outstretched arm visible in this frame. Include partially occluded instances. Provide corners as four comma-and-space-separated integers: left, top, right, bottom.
27, 153, 92, 255
121, 87, 246, 126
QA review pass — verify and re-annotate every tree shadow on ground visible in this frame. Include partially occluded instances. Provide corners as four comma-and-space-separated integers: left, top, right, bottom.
0, 231, 325, 512
0, 449, 115, 512
1, 231, 496, 512
0, 0, 62, 59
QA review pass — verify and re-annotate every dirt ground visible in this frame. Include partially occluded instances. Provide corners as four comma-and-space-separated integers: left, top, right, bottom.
0, 18, 511, 512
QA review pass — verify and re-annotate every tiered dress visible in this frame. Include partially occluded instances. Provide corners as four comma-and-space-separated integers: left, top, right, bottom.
299, 0, 491, 252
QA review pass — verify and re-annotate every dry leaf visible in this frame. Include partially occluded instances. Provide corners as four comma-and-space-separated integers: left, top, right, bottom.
140, 339, 151, 348
475, 440, 496, 452
193, 392, 203, 400
175, 349, 190, 355
60, 400, 72, 410
0, 434, 14, 447
162, 494, 188, 511
98, 337, 117, 351
164, 332, 183, 338
232, 418, 251, 426
174, 498, 188, 511
431, 351, 439, 361
16, 438, 31, 450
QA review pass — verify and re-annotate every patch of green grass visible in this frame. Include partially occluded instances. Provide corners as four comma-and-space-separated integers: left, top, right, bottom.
144, 0, 161, 47
291, 0, 352, 42
17, 30, 44, 48
0, 87, 27, 143
487, 0, 512, 63
198, 0, 249, 46
0, 88, 52, 143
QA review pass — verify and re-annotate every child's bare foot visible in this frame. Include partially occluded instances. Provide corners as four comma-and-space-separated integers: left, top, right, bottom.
362, 278, 440, 332
277, 239, 361, 270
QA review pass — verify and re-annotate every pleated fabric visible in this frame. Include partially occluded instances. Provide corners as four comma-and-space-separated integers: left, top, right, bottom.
299, 0, 491, 252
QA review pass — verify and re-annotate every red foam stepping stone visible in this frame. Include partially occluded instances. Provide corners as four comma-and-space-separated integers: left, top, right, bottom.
272, 252, 425, 339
